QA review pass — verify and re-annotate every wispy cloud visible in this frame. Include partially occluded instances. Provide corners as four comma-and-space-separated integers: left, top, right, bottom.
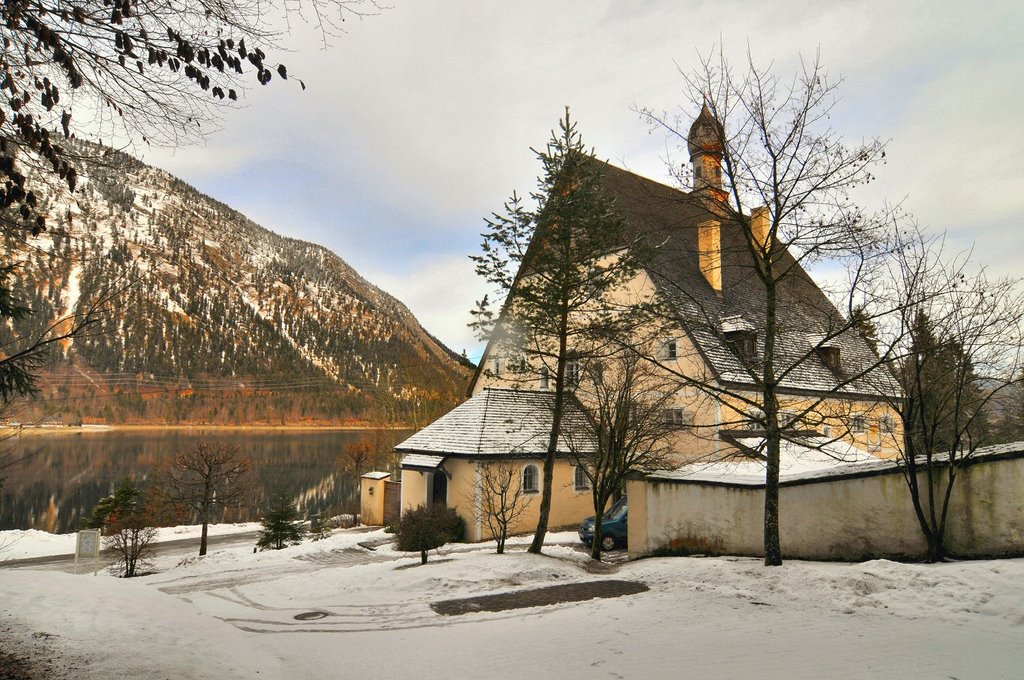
126, 0, 1023, 354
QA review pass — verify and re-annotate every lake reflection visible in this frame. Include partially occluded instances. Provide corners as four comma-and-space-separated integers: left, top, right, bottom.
0, 428, 409, 533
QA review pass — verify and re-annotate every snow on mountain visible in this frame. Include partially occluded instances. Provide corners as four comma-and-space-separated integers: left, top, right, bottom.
2, 143, 470, 424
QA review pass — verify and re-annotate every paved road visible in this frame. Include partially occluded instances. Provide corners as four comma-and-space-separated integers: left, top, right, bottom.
0, 530, 262, 573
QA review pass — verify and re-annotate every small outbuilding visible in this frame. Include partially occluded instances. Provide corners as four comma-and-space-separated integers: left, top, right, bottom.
396, 387, 597, 542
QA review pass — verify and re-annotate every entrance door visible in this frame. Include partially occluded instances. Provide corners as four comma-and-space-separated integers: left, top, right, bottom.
431, 471, 448, 507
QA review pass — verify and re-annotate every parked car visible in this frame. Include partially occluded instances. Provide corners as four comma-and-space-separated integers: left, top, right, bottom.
578, 497, 627, 551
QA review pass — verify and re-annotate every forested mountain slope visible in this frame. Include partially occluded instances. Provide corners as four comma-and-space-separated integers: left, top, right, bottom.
2, 143, 470, 425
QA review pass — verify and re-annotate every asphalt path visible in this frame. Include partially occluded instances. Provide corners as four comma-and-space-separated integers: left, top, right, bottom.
0, 530, 261, 573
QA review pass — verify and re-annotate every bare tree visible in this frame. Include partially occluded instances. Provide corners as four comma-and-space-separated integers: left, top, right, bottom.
105, 506, 158, 577
154, 441, 253, 555
1, 0, 382, 237
466, 462, 534, 554
99, 478, 158, 577
564, 354, 677, 560
875, 231, 1024, 561
636, 48, 904, 565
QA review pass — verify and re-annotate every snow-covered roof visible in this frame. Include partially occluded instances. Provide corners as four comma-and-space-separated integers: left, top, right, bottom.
645, 440, 1024, 487
395, 388, 595, 457
361, 471, 392, 480
399, 454, 445, 470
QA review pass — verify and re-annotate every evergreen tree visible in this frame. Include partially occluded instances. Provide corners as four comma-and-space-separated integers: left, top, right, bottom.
257, 492, 307, 551
84, 478, 144, 531
470, 109, 643, 553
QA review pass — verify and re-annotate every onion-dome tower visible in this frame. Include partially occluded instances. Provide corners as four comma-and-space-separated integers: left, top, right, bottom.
687, 103, 725, 193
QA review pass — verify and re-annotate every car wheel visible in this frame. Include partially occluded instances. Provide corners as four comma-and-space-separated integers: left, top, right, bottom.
601, 535, 616, 552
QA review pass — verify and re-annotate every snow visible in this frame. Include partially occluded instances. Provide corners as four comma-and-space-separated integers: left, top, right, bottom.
652, 435, 883, 485
0, 523, 260, 561
2, 527, 1023, 679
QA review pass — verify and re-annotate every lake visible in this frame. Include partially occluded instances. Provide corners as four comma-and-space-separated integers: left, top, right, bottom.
0, 428, 410, 533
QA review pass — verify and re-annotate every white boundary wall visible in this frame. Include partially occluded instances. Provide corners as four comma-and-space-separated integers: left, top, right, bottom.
628, 443, 1024, 561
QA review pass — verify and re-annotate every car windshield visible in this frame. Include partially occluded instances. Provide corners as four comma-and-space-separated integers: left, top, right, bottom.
606, 499, 627, 521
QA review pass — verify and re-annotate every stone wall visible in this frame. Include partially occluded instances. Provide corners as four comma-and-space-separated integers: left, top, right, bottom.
628, 445, 1024, 561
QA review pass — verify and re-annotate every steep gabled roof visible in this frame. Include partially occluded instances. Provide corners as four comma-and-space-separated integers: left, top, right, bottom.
596, 163, 899, 397
469, 161, 899, 398
396, 387, 595, 457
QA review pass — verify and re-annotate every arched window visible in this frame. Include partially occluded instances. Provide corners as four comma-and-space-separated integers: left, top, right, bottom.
574, 465, 590, 491
522, 464, 539, 493
539, 366, 550, 390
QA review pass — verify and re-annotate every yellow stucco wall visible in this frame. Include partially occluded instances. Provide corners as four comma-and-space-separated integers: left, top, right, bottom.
400, 457, 599, 543
473, 264, 901, 468
628, 453, 1024, 560
399, 468, 428, 513
359, 474, 390, 526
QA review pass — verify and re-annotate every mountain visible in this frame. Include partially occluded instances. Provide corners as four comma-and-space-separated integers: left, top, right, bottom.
1, 142, 472, 426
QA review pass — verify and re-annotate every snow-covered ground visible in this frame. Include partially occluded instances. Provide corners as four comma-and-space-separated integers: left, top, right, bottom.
0, 522, 261, 561
1, 527, 1022, 679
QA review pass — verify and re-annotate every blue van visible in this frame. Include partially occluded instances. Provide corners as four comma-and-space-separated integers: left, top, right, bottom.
578, 497, 627, 551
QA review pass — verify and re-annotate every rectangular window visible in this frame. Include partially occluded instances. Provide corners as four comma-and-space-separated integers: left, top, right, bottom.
491, 357, 502, 376
880, 415, 896, 434
522, 465, 539, 494
852, 415, 866, 433
565, 358, 581, 388
539, 366, 550, 390
663, 408, 694, 428
666, 339, 678, 359
574, 465, 590, 491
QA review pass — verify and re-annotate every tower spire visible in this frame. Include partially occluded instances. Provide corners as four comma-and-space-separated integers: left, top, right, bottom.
687, 103, 725, 195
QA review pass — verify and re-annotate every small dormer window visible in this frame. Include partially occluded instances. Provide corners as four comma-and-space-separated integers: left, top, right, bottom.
817, 345, 841, 372
720, 316, 756, 363
725, 331, 757, 363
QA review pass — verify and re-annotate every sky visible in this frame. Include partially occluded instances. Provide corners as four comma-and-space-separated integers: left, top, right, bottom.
136, 0, 1024, 362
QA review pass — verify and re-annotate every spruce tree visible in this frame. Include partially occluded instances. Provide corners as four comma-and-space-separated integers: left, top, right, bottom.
257, 492, 307, 551
470, 109, 642, 553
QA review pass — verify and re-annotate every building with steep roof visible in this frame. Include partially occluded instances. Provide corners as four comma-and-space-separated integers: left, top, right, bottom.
397, 108, 901, 543
396, 388, 596, 541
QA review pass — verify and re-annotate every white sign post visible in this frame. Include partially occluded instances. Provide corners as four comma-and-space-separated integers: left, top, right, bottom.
75, 529, 101, 575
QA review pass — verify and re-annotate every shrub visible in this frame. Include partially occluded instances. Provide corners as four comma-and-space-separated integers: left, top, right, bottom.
394, 504, 465, 564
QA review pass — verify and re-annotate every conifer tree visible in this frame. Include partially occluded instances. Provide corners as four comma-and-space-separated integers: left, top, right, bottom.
257, 492, 307, 551
470, 109, 643, 553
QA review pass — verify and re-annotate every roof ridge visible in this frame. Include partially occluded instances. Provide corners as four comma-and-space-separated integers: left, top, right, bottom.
596, 159, 693, 199
475, 388, 493, 456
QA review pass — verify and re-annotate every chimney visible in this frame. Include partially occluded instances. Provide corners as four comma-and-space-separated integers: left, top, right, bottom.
750, 206, 770, 252
698, 219, 722, 293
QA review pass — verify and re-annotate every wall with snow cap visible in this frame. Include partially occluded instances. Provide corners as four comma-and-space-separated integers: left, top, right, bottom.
629, 447, 1024, 561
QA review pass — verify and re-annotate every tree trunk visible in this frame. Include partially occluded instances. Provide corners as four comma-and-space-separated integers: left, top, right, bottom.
529, 324, 569, 554
761, 259, 782, 566
420, 549, 427, 565
199, 518, 209, 556
590, 507, 605, 561
763, 430, 782, 566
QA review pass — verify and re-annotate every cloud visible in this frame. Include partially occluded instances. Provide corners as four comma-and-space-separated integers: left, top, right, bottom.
115, 0, 1023, 341
366, 253, 487, 359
